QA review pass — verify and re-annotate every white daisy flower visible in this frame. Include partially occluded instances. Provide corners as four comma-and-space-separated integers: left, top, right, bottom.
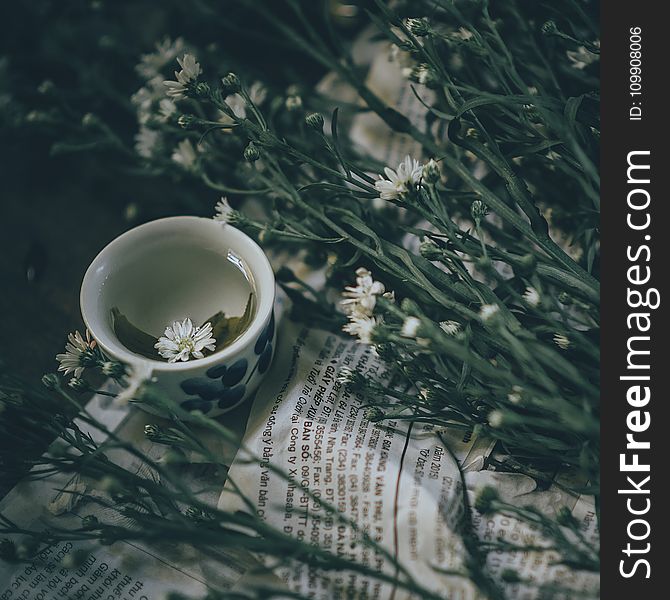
400, 316, 421, 338
522, 287, 541, 307
56, 330, 97, 379
213, 197, 235, 223
439, 320, 460, 336
171, 139, 198, 171
155, 318, 217, 363
479, 304, 500, 322
164, 81, 188, 101
134, 126, 160, 159
342, 314, 377, 345
374, 155, 423, 202
163, 53, 202, 100
341, 267, 385, 317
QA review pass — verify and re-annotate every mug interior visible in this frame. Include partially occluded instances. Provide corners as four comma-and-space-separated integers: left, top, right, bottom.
81, 217, 274, 369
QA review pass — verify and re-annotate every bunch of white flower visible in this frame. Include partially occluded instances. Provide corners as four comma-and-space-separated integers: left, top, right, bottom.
341, 268, 387, 344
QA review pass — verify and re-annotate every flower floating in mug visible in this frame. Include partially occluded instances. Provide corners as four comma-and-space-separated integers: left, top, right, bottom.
154, 318, 216, 363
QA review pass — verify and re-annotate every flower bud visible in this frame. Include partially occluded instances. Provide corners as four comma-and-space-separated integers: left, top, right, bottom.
479, 303, 500, 323
221, 72, 241, 94
422, 158, 440, 184
553, 333, 571, 350
365, 407, 384, 422
243, 142, 260, 162
144, 424, 161, 440
400, 316, 421, 338
439, 320, 460, 336
522, 287, 541, 307
193, 82, 211, 98
101, 361, 126, 378
400, 297, 420, 314
470, 199, 488, 224
177, 114, 198, 129
42, 373, 60, 389
405, 18, 430, 37
419, 238, 443, 260
79, 348, 99, 367
516, 253, 536, 273
476, 256, 493, 272
406, 64, 438, 87
558, 291, 572, 305
68, 377, 91, 392
487, 409, 505, 428
465, 127, 480, 140
258, 226, 276, 244
305, 112, 324, 132
541, 20, 558, 35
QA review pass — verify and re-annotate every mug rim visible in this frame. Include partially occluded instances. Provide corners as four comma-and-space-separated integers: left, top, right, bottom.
80, 216, 275, 372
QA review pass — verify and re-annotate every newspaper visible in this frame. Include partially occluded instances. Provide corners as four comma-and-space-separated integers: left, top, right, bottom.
220, 321, 481, 599
219, 315, 599, 599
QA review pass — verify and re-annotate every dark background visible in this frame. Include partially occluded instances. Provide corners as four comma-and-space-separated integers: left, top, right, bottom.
0, 0, 342, 384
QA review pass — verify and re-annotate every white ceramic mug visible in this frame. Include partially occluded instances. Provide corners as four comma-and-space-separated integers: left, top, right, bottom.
80, 216, 276, 417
